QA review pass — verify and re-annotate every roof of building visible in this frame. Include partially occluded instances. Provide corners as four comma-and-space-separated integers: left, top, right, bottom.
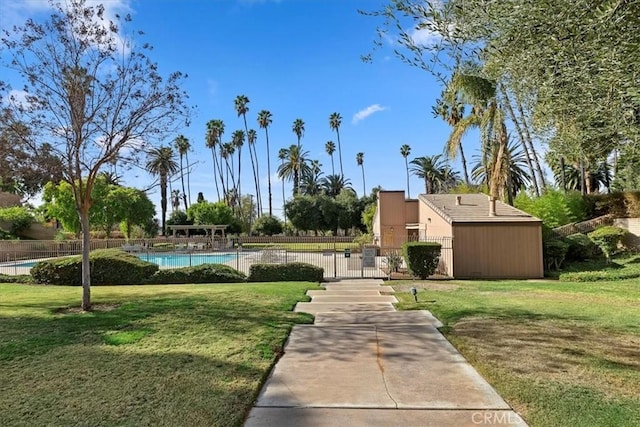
419, 194, 542, 224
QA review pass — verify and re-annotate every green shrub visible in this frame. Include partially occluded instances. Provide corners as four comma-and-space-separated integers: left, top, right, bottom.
514, 190, 585, 228
560, 269, 640, 282
564, 233, 603, 261
544, 238, 569, 271
148, 263, 246, 284
30, 248, 158, 285
247, 262, 324, 282
0, 274, 33, 284
584, 191, 640, 218
402, 242, 441, 279
253, 215, 283, 236
0, 206, 34, 235
588, 226, 629, 260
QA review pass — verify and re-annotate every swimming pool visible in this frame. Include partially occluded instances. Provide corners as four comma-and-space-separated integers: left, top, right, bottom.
136, 253, 238, 268
5, 253, 238, 270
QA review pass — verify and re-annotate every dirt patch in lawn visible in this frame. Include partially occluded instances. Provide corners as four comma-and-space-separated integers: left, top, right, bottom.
450, 318, 640, 400
54, 303, 120, 314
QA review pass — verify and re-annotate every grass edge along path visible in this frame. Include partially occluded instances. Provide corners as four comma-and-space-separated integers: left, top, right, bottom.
392, 279, 640, 427
0, 282, 319, 427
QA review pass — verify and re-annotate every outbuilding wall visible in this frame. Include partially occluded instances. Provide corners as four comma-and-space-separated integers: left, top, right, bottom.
452, 222, 544, 278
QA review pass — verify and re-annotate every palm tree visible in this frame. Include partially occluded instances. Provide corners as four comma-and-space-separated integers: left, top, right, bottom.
329, 112, 344, 176
301, 160, 324, 196
441, 67, 509, 200
247, 128, 261, 215
292, 118, 305, 149
356, 152, 366, 197
277, 144, 311, 197
321, 174, 353, 198
471, 139, 531, 204
205, 119, 225, 202
433, 97, 471, 186
292, 118, 305, 194
220, 142, 237, 207
174, 135, 191, 210
145, 146, 178, 236
400, 144, 411, 198
171, 189, 181, 213
325, 141, 336, 175
441, 166, 462, 193
409, 154, 447, 194
278, 148, 288, 223
231, 129, 245, 203
257, 109, 273, 216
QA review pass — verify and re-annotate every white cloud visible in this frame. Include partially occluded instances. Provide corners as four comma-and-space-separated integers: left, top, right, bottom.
409, 27, 442, 47
2, 90, 31, 109
352, 104, 387, 124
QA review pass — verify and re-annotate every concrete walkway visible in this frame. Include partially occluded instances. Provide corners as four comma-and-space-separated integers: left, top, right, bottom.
245, 279, 527, 426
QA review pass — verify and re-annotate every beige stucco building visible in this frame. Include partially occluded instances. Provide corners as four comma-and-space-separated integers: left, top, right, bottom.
373, 191, 543, 279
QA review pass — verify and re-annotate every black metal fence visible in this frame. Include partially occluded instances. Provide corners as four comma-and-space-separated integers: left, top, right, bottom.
0, 236, 454, 279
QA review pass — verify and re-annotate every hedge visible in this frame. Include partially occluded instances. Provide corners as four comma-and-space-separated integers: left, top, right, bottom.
148, 263, 246, 284
564, 233, 602, 262
0, 274, 33, 284
588, 226, 629, 259
30, 248, 158, 285
402, 242, 441, 279
247, 262, 324, 282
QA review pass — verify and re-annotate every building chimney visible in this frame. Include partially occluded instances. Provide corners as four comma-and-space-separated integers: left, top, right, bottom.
455, 196, 462, 206
489, 197, 496, 217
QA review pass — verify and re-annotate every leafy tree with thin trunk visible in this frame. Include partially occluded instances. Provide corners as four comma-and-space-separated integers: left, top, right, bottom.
174, 135, 191, 210
329, 113, 344, 176
400, 144, 412, 198
231, 129, 245, 204
146, 146, 179, 237
1, 0, 188, 310
325, 141, 336, 175
257, 110, 273, 216
356, 152, 366, 197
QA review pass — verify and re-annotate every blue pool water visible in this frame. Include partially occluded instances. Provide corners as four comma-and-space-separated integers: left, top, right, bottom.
136, 253, 237, 268
8, 253, 237, 269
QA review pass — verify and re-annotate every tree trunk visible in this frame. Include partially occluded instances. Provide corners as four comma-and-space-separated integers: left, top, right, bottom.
500, 86, 539, 196
180, 155, 188, 210
185, 152, 192, 206
211, 147, 221, 202
281, 159, 287, 223
560, 157, 567, 193
336, 129, 344, 177
361, 165, 366, 198
458, 143, 471, 186
79, 207, 91, 311
515, 96, 547, 189
265, 129, 273, 217
405, 158, 411, 198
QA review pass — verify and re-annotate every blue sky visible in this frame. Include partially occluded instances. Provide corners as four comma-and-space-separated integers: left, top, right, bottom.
2, 0, 476, 218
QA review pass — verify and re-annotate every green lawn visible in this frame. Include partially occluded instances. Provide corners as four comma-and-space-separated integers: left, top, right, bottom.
0, 282, 319, 426
393, 278, 640, 427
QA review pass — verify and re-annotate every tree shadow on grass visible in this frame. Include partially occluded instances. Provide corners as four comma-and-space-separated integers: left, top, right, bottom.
0, 346, 268, 427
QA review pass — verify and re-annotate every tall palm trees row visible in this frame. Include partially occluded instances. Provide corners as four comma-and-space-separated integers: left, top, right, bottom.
205, 99, 353, 216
